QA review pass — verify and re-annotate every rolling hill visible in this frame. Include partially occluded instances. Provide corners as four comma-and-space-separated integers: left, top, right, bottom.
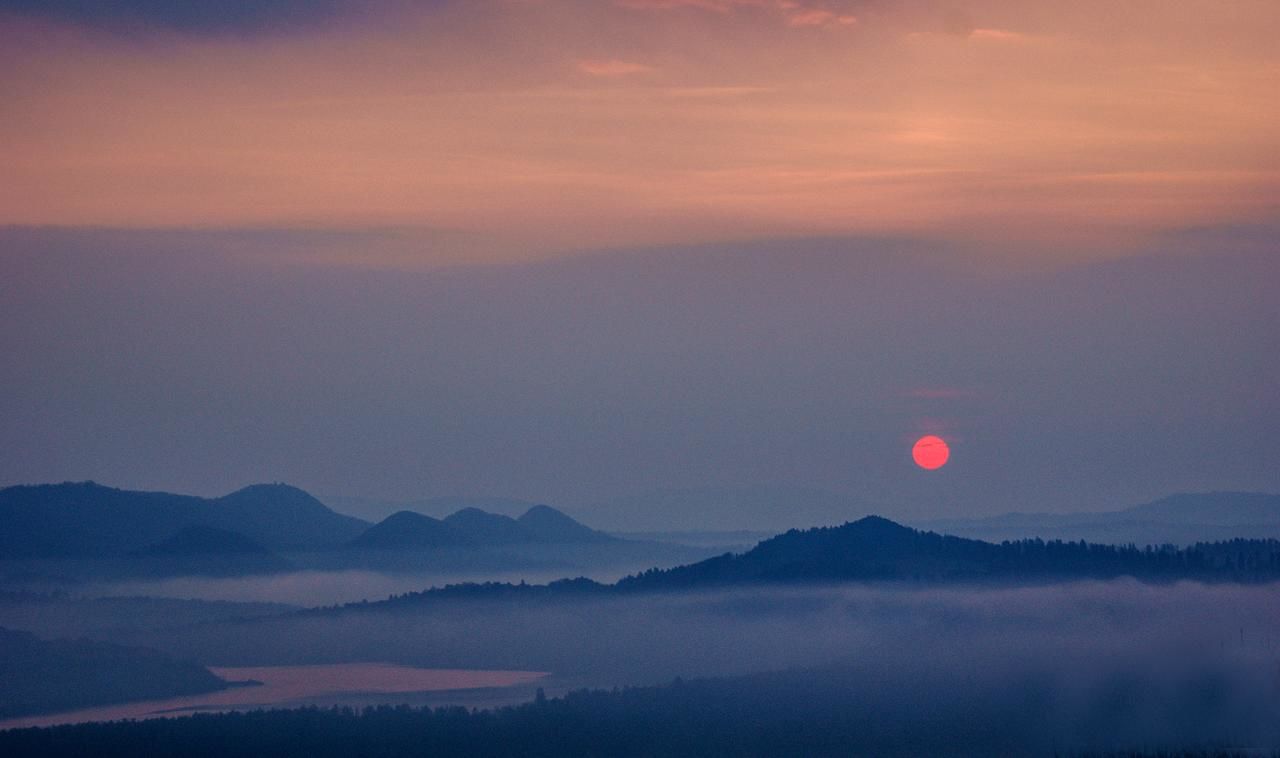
517, 505, 616, 544
0, 482, 369, 558
620, 515, 1280, 589
347, 504, 617, 550
0, 627, 234, 719
347, 511, 470, 550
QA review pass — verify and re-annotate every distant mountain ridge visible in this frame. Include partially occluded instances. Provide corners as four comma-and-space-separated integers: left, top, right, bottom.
323, 495, 540, 522
518, 505, 614, 543
916, 492, 1280, 546
1124, 492, 1280, 525
0, 481, 369, 558
348, 504, 617, 550
347, 511, 466, 550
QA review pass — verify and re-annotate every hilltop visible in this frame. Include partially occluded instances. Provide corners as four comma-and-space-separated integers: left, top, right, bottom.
0, 482, 369, 558
347, 504, 617, 550
617, 516, 1280, 589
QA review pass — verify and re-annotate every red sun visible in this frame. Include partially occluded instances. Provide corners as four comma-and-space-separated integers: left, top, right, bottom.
912, 435, 950, 470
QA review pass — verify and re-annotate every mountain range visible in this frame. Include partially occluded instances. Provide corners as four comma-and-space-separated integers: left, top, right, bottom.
915, 492, 1280, 546
0, 482, 620, 562
323, 495, 541, 522
0, 482, 369, 558
348, 505, 617, 550
6, 481, 1278, 568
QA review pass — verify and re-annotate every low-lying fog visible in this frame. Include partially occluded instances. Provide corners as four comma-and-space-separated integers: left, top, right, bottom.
77, 567, 628, 607
6, 579, 1280, 750
5, 544, 727, 607
63, 580, 1280, 682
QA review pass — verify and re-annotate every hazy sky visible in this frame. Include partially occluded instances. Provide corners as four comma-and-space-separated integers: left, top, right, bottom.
3, 0, 1278, 258
1, 1, 1277, 527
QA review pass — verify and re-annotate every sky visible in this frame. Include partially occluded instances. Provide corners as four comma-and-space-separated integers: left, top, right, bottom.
3, 0, 1278, 259
1, 1, 1277, 528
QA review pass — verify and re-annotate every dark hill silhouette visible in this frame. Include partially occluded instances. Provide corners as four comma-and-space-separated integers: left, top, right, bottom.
125, 525, 293, 577
619, 516, 1010, 588
0, 481, 369, 558
443, 507, 531, 544
347, 511, 471, 550
517, 505, 617, 544
212, 484, 369, 549
0, 482, 205, 558
635, 515, 1020, 588
0, 627, 234, 719
347, 504, 617, 550
132, 525, 272, 557
618, 516, 1280, 590
323, 494, 540, 522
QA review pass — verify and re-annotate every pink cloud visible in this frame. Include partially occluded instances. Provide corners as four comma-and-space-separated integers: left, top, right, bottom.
617, 0, 856, 28
614, 0, 741, 11
3, 0, 1275, 251
577, 59, 655, 77
785, 9, 856, 28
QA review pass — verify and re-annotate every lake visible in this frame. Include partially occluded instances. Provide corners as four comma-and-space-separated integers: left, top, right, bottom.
0, 663, 548, 730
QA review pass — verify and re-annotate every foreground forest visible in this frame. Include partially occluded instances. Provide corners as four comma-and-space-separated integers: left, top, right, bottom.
4, 665, 1279, 758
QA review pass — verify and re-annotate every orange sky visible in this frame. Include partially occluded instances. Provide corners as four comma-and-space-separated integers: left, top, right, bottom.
2, 0, 1277, 263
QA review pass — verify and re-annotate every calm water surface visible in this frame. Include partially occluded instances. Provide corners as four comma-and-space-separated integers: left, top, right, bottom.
0, 663, 548, 730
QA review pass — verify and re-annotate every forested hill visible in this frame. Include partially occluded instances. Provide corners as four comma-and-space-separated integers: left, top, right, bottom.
323, 517, 1280, 612
618, 516, 1280, 589
0, 628, 232, 720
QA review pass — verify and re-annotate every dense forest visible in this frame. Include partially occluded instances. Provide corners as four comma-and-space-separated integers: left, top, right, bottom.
2, 669, 1275, 758
0, 482, 367, 557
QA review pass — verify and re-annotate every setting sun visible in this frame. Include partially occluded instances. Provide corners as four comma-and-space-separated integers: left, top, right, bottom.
912, 435, 950, 470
